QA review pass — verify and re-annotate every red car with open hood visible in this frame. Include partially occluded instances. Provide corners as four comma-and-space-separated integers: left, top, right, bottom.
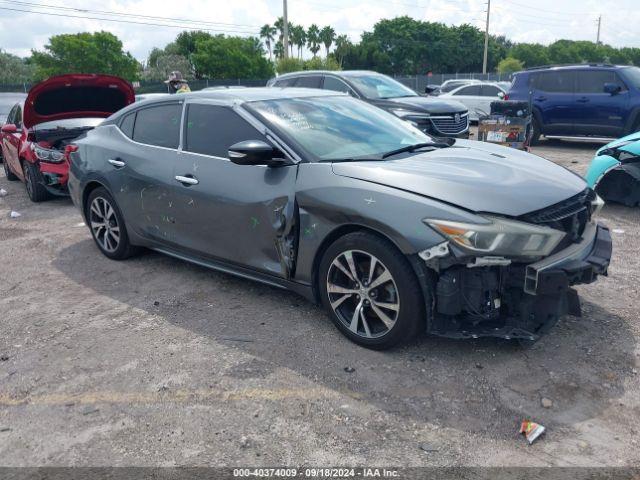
1, 74, 134, 202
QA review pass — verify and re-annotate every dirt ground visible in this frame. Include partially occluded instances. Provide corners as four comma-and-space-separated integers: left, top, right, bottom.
0, 135, 639, 468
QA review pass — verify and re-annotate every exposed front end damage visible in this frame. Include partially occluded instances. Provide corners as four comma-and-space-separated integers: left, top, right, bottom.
415, 191, 612, 341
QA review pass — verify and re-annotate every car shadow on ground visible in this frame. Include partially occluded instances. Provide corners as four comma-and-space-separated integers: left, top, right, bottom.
53, 239, 635, 440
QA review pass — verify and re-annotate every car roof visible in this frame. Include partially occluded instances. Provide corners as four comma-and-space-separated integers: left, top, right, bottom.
274, 70, 382, 80
448, 82, 504, 92
518, 64, 625, 74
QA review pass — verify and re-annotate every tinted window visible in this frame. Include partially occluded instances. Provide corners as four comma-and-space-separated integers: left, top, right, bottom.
11, 105, 22, 129
323, 76, 352, 94
481, 85, 502, 97
294, 76, 322, 89
6, 105, 16, 125
531, 72, 574, 93
184, 104, 268, 158
576, 70, 626, 93
273, 78, 297, 87
455, 85, 481, 96
132, 103, 182, 148
347, 75, 416, 99
119, 112, 136, 138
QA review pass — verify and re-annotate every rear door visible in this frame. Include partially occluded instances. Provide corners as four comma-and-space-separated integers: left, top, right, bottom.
529, 70, 576, 135
170, 100, 298, 277
574, 69, 629, 136
106, 101, 184, 242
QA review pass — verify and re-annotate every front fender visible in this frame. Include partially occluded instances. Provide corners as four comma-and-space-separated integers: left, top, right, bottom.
293, 163, 485, 284
585, 154, 621, 188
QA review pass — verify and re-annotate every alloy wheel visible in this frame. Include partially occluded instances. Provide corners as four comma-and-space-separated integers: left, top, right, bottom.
326, 250, 400, 339
89, 196, 121, 253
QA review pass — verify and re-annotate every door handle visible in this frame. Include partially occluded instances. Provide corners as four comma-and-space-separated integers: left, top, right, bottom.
108, 158, 126, 168
576, 97, 590, 103
175, 175, 199, 186
534, 96, 547, 102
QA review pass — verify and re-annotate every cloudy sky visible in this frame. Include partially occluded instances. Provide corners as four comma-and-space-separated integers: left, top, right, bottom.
0, 0, 638, 62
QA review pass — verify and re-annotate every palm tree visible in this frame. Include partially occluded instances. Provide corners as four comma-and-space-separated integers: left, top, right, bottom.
260, 24, 277, 60
319, 26, 336, 58
290, 25, 306, 59
307, 24, 321, 58
273, 40, 284, 60
334, 34, 350, 66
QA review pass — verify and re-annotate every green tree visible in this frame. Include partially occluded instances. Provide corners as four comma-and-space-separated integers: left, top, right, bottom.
333, 34, 350, 66
173, 30, 213, 77
191, 35, 274, 79
307, 24, 321, 58
290, 25, 307, 59
276, 57, 304, 74
497, 57, 524, 74
260, 24, 277, 61
319, 26, 336, 57
30, 31, 139, 81
142, 54, 192, 81
273, 40, 284, 60
507, 43, 550, 68
0, 49, 35, 84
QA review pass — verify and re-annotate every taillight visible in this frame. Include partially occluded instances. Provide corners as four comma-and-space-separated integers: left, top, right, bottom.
503, 94, 510, 100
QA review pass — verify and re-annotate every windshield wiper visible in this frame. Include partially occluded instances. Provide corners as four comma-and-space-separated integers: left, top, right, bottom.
381, 141, 451, 159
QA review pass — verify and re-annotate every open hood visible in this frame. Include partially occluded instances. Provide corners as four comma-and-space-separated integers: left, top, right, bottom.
331, 139, 586, 217
23, 74, 135, 129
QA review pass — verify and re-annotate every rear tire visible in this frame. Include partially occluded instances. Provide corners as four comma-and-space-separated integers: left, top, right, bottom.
22, 161, 50, 202
530, 116, 542, 145
85, 187, 139, 260
318, 231, 425, 350
3, 156, 18, 181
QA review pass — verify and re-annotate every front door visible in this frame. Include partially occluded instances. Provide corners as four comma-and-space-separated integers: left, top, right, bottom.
170, 101, 298, 278
574, 70, 629, 137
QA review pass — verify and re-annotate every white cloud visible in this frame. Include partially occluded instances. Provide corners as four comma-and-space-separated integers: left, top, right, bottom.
0, 0, 638, 62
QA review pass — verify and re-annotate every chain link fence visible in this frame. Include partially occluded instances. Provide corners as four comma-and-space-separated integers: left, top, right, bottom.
0, 73, 514, 94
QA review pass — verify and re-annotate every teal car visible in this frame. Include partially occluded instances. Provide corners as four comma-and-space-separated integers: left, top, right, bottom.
585, 132, 640, 207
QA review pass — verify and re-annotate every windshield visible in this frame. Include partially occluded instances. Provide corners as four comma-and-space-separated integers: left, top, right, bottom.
621, 66, 640, 89
346, 75, 417, 99
247, 96, 434, 161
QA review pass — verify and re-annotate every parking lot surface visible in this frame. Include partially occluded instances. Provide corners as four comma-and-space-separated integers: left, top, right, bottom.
0, 137, 639, 467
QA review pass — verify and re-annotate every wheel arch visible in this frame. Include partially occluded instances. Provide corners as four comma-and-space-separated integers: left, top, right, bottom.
624, 106, 640, 134
81, 180, 110, 221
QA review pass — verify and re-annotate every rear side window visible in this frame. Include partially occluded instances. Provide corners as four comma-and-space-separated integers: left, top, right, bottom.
119, 112, 136, 138
530, 71, 574, 93
576, 71, 627, 93
132, 103, 182, 149
455, 85, 481, 96
294, 76, 322, 89
184, 104, 268, 158
273, 78, 297, 87
481, 85, 502, 97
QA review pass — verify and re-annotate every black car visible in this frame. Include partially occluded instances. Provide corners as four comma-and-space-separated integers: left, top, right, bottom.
267, 71, 470, 138
68, 88, 611, 349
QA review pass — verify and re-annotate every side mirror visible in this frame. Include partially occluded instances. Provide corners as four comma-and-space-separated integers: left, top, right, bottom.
228, 140, 291, 167
497, 91, 505, 99
1, 124, 17, 134
603, 83, 621, 95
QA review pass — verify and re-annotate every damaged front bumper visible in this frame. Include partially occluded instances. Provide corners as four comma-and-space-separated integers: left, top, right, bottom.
419, 222, 612, 341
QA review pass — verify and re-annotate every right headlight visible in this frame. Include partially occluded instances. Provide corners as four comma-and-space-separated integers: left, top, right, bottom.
425, 215, 566, 258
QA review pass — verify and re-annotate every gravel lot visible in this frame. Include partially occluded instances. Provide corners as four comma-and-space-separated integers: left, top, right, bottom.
0, 136, 639, 468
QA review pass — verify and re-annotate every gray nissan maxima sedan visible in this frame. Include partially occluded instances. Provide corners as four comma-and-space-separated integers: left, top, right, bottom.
67, 88, 612, 349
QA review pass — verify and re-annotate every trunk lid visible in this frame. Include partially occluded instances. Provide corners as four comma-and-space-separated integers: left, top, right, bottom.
23, 74, 135, 129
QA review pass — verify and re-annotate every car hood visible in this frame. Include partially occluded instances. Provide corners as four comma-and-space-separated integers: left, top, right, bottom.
331, 140, 587, 217
596, 131, 640, 156
370, 95, 468, 115
23, 74, 135, 129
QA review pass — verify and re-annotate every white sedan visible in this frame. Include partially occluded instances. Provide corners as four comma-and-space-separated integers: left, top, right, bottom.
439, 83, 507, 122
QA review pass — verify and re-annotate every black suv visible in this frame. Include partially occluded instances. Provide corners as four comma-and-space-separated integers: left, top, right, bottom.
267, 70, 470, 138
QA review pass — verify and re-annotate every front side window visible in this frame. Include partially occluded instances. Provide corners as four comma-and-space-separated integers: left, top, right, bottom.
6, 105, 17, 125
346, 75, 417, 99
132, 103, 182, 149
531, 71, 574, 93
481, 85, 502, 97
184, 104, 268, 158
294, 76, 322, 89
620, 66, 640, 89
247, 95, 433, 162
323, 76, 352, 94
273, 78, 297, 87
576, 70, 627, 94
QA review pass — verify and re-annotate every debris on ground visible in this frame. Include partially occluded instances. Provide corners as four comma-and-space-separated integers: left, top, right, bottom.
612, 229, 625, 234
520, 420, 546, 444
9, 211, 21, 219
419, 443, 439, 452
541, 398, 553, 408
81, 407, 100, 416
0, 355, 9, 361
0, 427, 12, 433
240, 436, 250, 448
344, 367, 355, 373
0, 188, 7, 197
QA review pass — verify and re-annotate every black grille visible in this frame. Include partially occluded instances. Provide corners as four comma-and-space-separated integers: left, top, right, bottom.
520, 189, 595, 246
430, 113, 469, 135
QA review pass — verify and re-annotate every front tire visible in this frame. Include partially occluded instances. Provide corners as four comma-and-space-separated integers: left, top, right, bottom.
530, 116, 542, 145
3, 156, 18, 181
318, 232, 425, 349
22, 161, 50, 202
86, 187, 138, 260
